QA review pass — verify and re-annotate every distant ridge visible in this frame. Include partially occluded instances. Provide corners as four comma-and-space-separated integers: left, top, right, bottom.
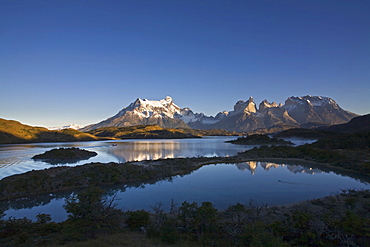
48, 124, 85, 131
81, 95, 358, 132
0, 118, 98, 144
87, 125, 200, 139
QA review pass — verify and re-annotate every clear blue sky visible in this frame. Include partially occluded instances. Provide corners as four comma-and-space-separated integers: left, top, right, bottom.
1, 0, 369, 127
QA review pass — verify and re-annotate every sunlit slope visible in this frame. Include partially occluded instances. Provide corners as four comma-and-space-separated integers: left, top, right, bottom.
0, 118, 98, 144
87, 125, 200, 139
87, 125, 242, 139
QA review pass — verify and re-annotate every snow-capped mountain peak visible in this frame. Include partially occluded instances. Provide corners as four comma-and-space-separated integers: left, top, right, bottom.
48, 124, 85, 130
118, 96, 181, 119
282, 95, 339, 111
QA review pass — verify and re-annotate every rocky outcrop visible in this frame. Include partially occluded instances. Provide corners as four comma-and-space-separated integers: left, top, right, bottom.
281, 96, 357, 125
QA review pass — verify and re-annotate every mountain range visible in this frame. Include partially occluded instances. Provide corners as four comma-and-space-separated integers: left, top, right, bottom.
81, 95, 358, 132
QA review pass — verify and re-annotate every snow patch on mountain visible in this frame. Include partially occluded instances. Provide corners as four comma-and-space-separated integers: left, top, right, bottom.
48, 124, 85, 130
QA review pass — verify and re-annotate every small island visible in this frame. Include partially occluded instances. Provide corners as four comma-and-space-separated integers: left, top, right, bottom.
227, 134, 294, 145
32, 147, 98, 164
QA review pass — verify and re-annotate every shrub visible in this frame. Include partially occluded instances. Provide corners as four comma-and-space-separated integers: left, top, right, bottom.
63, 186, 124, 238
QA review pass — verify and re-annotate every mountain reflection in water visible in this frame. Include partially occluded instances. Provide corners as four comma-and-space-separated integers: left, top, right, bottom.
236, 162, 322, 175
102, 140, 247, 163
108, 142, 181, 162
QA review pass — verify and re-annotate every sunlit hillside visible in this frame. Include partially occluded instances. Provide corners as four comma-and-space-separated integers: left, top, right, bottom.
0, 118, 99, 144
87, 125, 199, 139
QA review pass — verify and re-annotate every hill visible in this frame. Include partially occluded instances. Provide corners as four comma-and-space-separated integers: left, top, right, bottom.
274, 128, 339, 139
273, 114, 370, 139
323, 114, 370, 133
0, 118, 100, 144
87, 125, 200, 139
177, 128, 242, 136
0, 119, 240, 144
87, 125, 242, 139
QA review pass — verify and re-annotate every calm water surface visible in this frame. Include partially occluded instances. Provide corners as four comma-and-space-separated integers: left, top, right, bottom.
0, 137, 368, 222
0, 136, 248, 179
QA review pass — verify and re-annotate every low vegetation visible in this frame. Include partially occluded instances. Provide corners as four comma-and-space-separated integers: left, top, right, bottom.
1, 187, 369, 246
32, 148, 98, 164
227, 134, 293, 145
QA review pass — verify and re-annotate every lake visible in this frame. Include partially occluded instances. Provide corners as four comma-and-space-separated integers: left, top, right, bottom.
0, 136, 248, 180
0, 137, 368, 222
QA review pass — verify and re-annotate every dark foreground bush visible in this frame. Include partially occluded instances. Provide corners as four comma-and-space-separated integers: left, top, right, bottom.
62, 186, 124, 240
1, 188, 369, 246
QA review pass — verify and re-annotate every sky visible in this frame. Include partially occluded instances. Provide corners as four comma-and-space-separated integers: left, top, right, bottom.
1, 0, 369, 127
